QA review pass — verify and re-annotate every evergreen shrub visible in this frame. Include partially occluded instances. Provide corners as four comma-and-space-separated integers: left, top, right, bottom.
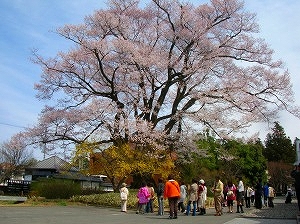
31, 178, 81, 199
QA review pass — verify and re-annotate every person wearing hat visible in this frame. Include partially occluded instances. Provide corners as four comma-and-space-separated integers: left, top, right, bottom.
198, 179, 207, 215
120, 182, 129, 213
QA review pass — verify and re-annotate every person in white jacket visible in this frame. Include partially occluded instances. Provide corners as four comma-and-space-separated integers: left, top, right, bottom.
198, 179, 207, 215
120, 183, 129, 212
178, 181, 187, 213
236, 177, 244, 213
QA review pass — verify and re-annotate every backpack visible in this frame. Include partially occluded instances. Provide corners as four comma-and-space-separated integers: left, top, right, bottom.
121, 189, 127, 200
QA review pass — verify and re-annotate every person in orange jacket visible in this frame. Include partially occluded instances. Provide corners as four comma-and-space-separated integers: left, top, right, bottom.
164, 174, 180, 219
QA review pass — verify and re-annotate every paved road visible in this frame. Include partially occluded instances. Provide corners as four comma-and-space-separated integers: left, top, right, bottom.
0, 197, 297, 224
226, 218, 296, 224
0, 205, 297, 224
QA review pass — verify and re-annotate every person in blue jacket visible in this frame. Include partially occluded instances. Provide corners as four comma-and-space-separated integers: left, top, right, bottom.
263, 183, 269, 207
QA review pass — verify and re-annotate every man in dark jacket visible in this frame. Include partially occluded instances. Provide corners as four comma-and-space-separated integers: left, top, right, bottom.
255, 179, 263, 209
157, 178, 164, 216
291, 164, 300, 213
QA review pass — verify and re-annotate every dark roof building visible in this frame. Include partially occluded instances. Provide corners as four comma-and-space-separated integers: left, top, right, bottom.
31, 156, 78, 171
25, 156, 78, 180
24, 156, 106, 190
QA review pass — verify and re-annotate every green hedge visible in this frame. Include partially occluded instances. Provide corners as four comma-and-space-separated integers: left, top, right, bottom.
71, 189, 141, 208
71, 189, 214, 209
31, 178, 81, 199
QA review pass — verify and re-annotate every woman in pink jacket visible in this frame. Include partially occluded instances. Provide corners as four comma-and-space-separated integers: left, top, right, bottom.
136, 182, 150, 214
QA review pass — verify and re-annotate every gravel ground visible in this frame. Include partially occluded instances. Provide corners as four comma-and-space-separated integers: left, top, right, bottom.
242, 196, 298, 219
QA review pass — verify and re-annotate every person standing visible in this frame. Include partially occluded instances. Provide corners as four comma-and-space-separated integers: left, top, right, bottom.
245, 185, 253, 208
250, 186, 255, 206
120, 183, 129, 213
157, 178, 165, 216
198, 179, 207, 215
136, 182, 150, 214
178, 181, 187, 213
285, 187, 293, 204
255, 178, 263, 209
212, 175, 224, 216
236, 176, 244, 213
291, 164, 300, 213
268, 184, 275, 208
225, 180, 236, 213
186, 179, 198, 216
164, 175, 181, 219
263, 183, 269, 207
146, 182, 155, 213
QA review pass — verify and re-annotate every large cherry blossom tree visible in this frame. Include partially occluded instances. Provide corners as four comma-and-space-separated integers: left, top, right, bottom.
27, 0, 298, 155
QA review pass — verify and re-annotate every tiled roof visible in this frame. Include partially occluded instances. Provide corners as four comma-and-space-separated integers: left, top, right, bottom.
31, 156, 78, 172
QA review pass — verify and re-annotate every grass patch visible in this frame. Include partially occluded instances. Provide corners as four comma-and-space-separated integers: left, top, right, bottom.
0, 197, 82, 207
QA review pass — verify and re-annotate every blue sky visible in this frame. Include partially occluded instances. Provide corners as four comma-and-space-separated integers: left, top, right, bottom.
0, 0, 300, 151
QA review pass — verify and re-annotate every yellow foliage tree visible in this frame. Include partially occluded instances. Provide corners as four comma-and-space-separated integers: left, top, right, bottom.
71, 142, 98, 175
76, 142, 175, 191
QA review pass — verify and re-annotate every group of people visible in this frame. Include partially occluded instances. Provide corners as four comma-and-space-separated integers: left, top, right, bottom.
119, 175, 207, 219
135, 182, 156, 214
160, 175, 208, 219
134, 175, 186, 219
252, 179, 276, 209
117, 162, 300, 219
223, 177, 276, 212
209, 176, 276, 216
119, 174, 278, 218
176, 178, 207, 217
119, 181, 157, 214
116, 163, 300, 221
211, 176, 250, 216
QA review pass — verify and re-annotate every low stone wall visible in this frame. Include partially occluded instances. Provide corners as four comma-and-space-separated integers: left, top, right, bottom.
0, 195, 27, 202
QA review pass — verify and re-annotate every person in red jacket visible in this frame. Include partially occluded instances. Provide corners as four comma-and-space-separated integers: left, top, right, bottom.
225, 180, 236, 213
164, 174, 180, 219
